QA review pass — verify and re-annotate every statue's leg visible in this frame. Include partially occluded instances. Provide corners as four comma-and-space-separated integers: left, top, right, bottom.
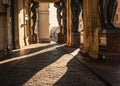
103, 0, 109, 24
57, 9, 63, 33
71, 7, 76, 30
32, 15, 36, 34
76, 11, 81, 30
72, 10, 78, 32
98, 0, 107, 26
108, 0, 118, 25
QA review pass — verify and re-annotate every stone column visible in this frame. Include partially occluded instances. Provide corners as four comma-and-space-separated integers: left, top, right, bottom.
24, 0, 31, 45
0, 0, 8, 57
81, 0, 91, 55
13, 0, 19, 48
66, 0, 72, 46
18, 0, 26, 48
38, 3, 50, 43
81, 0, 101, 58
7, 5, 13, 54
89, 0, 101, 58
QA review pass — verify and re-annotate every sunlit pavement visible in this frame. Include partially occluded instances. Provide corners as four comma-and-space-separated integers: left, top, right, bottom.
0, 42, 108, 86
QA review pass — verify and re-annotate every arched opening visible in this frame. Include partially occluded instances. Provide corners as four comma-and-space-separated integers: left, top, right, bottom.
30, 0, 67, 44
49, 3, 59, 42
33, 2, 60, 43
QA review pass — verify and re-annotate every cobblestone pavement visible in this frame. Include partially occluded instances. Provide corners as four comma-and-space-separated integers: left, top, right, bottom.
0, 43, 109, 86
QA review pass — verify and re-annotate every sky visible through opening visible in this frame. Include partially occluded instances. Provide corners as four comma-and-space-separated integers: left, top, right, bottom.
49, 3, 59, 31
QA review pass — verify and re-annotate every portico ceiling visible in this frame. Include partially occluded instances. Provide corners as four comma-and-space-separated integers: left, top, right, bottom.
34, 0, 60, 2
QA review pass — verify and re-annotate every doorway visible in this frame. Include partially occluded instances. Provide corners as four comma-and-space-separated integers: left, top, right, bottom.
49, 3, 59, 42
38, 2, 59, 43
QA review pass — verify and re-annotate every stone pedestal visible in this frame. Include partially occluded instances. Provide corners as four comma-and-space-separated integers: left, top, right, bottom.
57, 34, 67, 43
39, 38, 50, 43
72, 32, 80, 48
99, 29, 120, 59
32, 34, 37, 44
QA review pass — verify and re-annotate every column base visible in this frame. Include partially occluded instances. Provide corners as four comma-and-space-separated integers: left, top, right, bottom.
39, 38, 50, 43
31, 34, 37, 44
99, 29, 120, 59
72, 32, 80, 48
57, 34, 67, 43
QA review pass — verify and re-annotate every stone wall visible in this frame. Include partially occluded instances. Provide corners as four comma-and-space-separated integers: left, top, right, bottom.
14, 0, 31, 49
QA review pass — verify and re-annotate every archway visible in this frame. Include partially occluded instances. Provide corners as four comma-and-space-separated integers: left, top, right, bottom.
30, 0, 68, 44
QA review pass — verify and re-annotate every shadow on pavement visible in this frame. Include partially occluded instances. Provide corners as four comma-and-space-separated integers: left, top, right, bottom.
0, 44, 109, 86
53, 54, 109, 86
0, 43, 57, 61
0, 44, 67, 86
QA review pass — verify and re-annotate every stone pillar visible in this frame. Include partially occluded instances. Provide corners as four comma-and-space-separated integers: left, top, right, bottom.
0, 1, 8, 57
38, 3, 50, 43
62, 0, 67, 43
7, 5, 13, 54
81, 0, 91, 55
66, 0, 72, 46
81, 0, 101, 59
13, 0, 26, 49
14, 0, 19, 49
24, 0, 31, 45
89, 0, 101, 58
18, 0, 26, 48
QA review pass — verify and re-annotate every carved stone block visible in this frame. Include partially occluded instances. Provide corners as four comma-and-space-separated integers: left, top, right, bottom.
72, 32, 80, 48
32, 33, 37, 44
57, 34, 67, 43
99, 29, 120, 59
